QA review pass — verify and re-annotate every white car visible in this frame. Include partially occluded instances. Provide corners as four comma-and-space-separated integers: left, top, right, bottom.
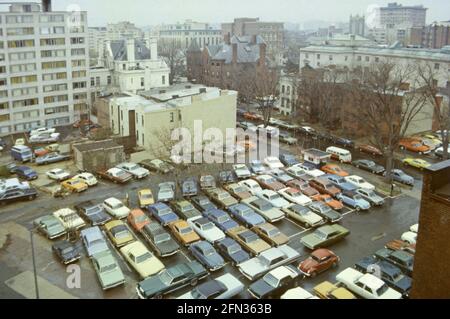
282, 204, 324, 228
256, 189, 290, 208
177, 273, 244, 299
30, 127, 56, 136
410, 224, 418, 233
53, 208, 86, 230
285, 165, 307, 178
336, 268, 402, 299
116, 162, 149, 179
401, 231, 417, 245
46, 168, 71, 181
301, 126, 316, 134
102, 197, 130, 219
232, 164, 252, 179
345, 175, 376, 191
29, 133, 60, 144
264, 156, 284, 169
238, 179, 263, 195
281, 287, 320, 299
297, 164, 325, 178
74, 172, 98, 186
278, 187, 312, 206
188, 216, 225, 243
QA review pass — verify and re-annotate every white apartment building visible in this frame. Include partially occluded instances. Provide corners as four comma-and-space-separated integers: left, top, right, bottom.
378, 2, 427, 29
278, 73, 296, 116
0, 1, 89, 135
106, 21, 143, 40
159, 20, 222, 49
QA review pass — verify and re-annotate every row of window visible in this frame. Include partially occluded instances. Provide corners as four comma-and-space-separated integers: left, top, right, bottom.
5, 14, 66, 24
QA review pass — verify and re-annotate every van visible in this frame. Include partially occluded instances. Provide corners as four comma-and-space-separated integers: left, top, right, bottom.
10, 145, 33, 163
326, 146, 352, 163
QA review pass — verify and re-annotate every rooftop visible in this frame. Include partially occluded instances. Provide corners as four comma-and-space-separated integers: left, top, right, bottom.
205, 35, 266, 64
73, 139, 122, 152
110, 39, 152, 61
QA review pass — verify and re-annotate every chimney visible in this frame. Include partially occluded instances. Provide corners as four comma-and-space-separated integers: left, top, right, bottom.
42, 0, 52, 12
232, 43, 238, 64
259, 43, 266, 66
251, 35, 257, 44
127, 38, 135, 62
224, 32, 231, 45
149, 37, 158, 61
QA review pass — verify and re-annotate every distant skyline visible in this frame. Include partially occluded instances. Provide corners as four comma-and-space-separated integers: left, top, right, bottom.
19, 0, 450, 27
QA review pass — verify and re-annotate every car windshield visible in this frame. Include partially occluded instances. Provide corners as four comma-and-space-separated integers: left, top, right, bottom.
258, 202, 272, 211
100, 263, 116, 273
324, 197, 332, 203
23, 169, 34, 174
263, 273, 279, 288
267, 229, 280, 237
115, 229, 130, 239
141, 193, 153, 200
234, 186, 246, 193
61, 247, 74, 254
217, 193, 230, 200
115, 170, 125, 176
155, 233, 170, 243
54, 169, 64, 174
160, 271, 174, 285
179, 226, 193, 235
265, 177, 276, 184
202, 222, 214, 231
135, 215, 148, 223
357, 178, 366, 184
228, 244, 240, 254
159, 208, 171, 216
136, 252, 152, 263
181, 204, 194, 212
217, 215, 229, 223
366, 162, 375, 167
245, 233, 258, 243
269, 194, 281, 200
354, 195, 363, 200
240, 208, 252, 217
315, 230, 328, 239
129, 165, 139, 171
204, 248, 216, 256
111, 203, 124, 209
376, 284, 389, 296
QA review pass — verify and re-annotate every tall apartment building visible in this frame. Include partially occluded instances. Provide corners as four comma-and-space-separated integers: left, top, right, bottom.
349, 15, 366, 37
408, 21, 450, 49
88, 26, 106, 65
0, 1, 89, 135
158, 20, 222, 49
106, 21, 143, 40
222, 18, 284, 56
378, 2, 427, 28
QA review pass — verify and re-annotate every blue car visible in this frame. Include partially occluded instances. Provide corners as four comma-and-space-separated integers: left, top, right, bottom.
147, 203, 179, 226
215, 237, 250, 266
279, 153, 299, 167
191, 195, 217, 212
324, 174, 357, 192
390, 169, 414, 186
228, 203, 265, 228
337, 190, 371, 211
13, 166, 38, 180
203, 209, 239, 232
189, 241, 225, 271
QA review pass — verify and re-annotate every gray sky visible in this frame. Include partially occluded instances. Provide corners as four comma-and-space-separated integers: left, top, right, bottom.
44, 0, 450, 27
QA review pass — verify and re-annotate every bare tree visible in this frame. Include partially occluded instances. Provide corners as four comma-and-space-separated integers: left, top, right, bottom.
349, 62, 429, 180
158, 39, 185, 84
417, 64, 450, 160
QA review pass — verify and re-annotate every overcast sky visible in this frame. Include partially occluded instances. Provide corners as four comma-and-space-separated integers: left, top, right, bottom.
43, 0, 450, 27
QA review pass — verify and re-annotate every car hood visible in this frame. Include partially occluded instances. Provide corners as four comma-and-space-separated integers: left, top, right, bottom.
61, 249, 81, 261
231, 250, 251, 264
301, 234, 322, 248
239, 258, 268, 277
235, 168, 251, 175
249, 280, 273, 298
203, 253, 225, 268
271, 198, 289, 208
89, 242, 109, 256
356, 199, 371, 209
246, 214, 266, 226
248, 240, 271, 254
158, 240, 180, 255
99, 268, 125, 288
48, 224, 66, 236
304, 212, 324, 225
395, 275, 413, 293
160, 213, 178, 223
221, 219, 239, 231
138, 277, 167, 298
133, 168, 149, 176
223, 197, 238, 207
268, 182, 285, 190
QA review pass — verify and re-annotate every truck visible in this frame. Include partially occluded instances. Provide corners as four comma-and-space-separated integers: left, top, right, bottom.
10, 145, 33, 163
335, 267, 402, 299
96, 167, 132, 184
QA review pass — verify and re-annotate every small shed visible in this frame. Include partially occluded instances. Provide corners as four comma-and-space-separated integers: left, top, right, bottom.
72, 139, 125, 171
302, 148, 331, 166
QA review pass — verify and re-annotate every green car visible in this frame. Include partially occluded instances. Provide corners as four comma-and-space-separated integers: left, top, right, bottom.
33, 215, 66, 239
92, 250, 125, 290
300, 225, 350, 250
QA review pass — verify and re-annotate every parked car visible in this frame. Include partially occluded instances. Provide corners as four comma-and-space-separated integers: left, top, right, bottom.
61, 178, 88, 193
73, 172, 97, 186
435, 144, 450, 158
252, 223, 289, 247
139, 159, 174, 174
168, 220, 201, 246
279, 154, 299, 167
46, 168, 71, 181
141, 222, 180, 257
281, 287, 320, 299
52, 240, 81, 265
228, 203, 265, 228
278, 187, 312, 206
157, 182, 176, 202
308, 201, 342, 223
334, 137, 354, 148
203, 209, 239, 232
324, 174, 358, 192
30, 127, 56, 136
390, 169, 414, 186
178, 274, 244, 299
127, 209, 151, 232
247, 265, 300, 299
399, 138, 431, 154
298, 249, 339, 277
223, 183, 252, 200
402, 158, 431, 170
91, 250, 125, 290
35, 152, 70, 165
357, 144, 383, 156
374, 248, 414, 276
242, 196, 285, 223
279, 133, 298, 145
356, 188, 385, 206
385, 239, 416, 255
238, 179, 263, 195
34, 215, 66, 239
74, 201, 111, 226
137, 188, 154, 208
401, 231, 417, 245
188, 216, 225, 243
282, 204, 324, 228
287, 179, 319, 197
256, 189, 289, 208
96, 167, 132, 184
171, 200, 202, 221
136, 261, 208, 299
271, 169, 294, 184
227, 226, 271, 256
254, 174, 285, 192
300, 225, 350, 250
190, 195, 216, 212
352, 159, 385, 175
53, 208, 85, 230
103, 197, 130, 219
80, 226, 109, 257
248, 160, 266, 175
233, 164, 252, 179
199, 175, 216, 190
13, 166, 38, 181
313, 281, 356, 299
345, 175, 376, 191
218, 170, 237, 184
116, 162, 149, 179
336, 267, 402, 299
215, 237, 250, 266
181, 178, 198, 197
264, 156, 284, 169
189, 240, 226, 271
147, 203, 179, 226
320, 164, 349, 177
337, 190, 371, 211
0, 182, 37, 205
120, 241, 165, 278
29, 133, 60, 144
205, 188, 238, 209
285, 165, 307, 179
105, 220, 135, 248
311, 194, 344, 211
309, 177, 341, 197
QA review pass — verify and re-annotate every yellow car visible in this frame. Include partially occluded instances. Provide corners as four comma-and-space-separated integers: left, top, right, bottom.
402, 158, 431, 170
61, 178, 88, 193
119, 241, 165, 278
138, 189, 154, 208
313, 281, 356, 299
420, 134, 442, 144
104, 220, 135, 248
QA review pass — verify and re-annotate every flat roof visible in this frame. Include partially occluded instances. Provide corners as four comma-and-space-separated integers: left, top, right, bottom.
73, 140, 122, 152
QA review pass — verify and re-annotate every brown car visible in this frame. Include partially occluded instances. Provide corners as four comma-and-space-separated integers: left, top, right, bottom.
287, 179, 320, 197
385, 239, 416, 254
205, 188, 239, 209
224, 183, 252, 200
309, 178, 341, 197
227, 226, 271, 256
357, 144, 383, 156
399, 138, 431, 154
298, 248, 340, 277
253, 175, 285, 192
168, 220, 200, 246
252, 223, 289, 247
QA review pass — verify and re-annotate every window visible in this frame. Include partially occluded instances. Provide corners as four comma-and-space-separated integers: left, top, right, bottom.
365, 56, 370, 62
170, 112, 174, 123
375, 57, 380, 63
287, 86, 290, 94
42, 61, 66, 69
281, 85, 285, 93
7, 27, 34, 36
0, 114, 10, 122
329, 55, 333, 61
72, 60, 86, 67
73, 82, 87, 89
10, 63, 36, 73
44, 105, 68, 115
434, 63, 440, 70
71, 48, 85, 56
8, 40, 34, 48
141, 116, 144, 126
357, 56, 362, 61
72, 70, 86, 78
40, 38, 65, 46
43, 83, 67, 92
10, 75, 37, 85
73, 93, 87, 100
107, 76, 111, 85
96, 77, 100, 86
6, 15, 33, 24
70, 26, 85, 33
317, 54, 321, 59
10, 52, 35, 61
40, 15, 64, 23
162, 75, 166, 85
90, 78, 95, 86
70, 37, 85, 44
44, 95, 68, 103
12, 98, 38, 108
141, 77, 144, 87
0, 102, 8, 110
40, 26, 64, 34
41, 49, 65, 58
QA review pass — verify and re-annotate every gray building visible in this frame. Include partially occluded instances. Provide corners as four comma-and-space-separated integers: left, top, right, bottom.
349, 15, 366, 37
72, 139, 125, 171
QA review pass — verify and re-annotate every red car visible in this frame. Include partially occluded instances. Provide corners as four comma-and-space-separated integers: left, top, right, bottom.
286, 179, 319, 197
357, 144, 383, 156
253, 175, 285, 192
298, 248, 340, 277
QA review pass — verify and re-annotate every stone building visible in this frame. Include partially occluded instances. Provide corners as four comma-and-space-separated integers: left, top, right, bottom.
72, 139, 125, 171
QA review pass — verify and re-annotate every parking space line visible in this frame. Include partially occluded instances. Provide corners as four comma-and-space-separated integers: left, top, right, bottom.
288, 228, 310, 239
284, 216, 306, 231
342, 209, 355, 217
179, 249, 192, 262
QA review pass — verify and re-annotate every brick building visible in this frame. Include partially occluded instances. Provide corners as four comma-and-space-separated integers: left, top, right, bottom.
186, 34, 268, 90
408, 22, 450, 49
411, 160, 450, 298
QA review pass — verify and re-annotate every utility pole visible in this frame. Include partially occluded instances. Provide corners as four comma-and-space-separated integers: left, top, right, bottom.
29, 229, 40, 299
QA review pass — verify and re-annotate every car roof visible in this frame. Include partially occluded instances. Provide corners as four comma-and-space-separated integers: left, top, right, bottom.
197, 280, 226, 296
269, 266, 293, 280
317, 225, 336, 235
104, 197, 121, 205
311, 249, 333, 259
359, 274, 385, 289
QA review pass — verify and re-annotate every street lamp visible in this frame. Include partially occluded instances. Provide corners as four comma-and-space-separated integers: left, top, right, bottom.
29, 228, 40, 299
